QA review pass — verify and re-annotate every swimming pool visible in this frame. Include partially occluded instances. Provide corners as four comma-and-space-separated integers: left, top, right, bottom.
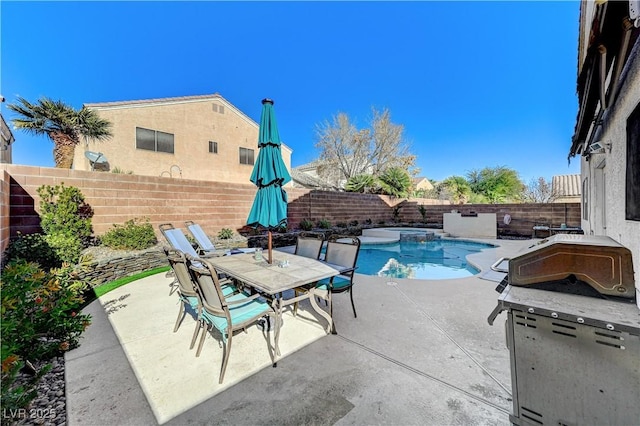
356, 239, 495, 280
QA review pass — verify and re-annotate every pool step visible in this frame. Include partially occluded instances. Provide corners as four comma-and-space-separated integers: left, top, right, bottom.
361, 228, 449, 243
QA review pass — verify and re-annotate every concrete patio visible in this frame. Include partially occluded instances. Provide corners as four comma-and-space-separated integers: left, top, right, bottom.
65, 238, 534, 425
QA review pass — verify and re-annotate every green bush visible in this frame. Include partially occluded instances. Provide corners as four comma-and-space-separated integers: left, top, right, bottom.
418, 205, 428, 223
100, 218, 157, 250
1, 260, 92, 360
217, 228, 234, 240
299, 219, 314, 231
37, 183, 93, 263
317, 219, 331, 229
4, 232, 61, 270
44, 231, 84, 264
1, 260, 92, 413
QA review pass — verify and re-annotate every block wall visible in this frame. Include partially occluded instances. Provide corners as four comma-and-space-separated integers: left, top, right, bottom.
398, 200, 582, 237
1, 165, 580, 246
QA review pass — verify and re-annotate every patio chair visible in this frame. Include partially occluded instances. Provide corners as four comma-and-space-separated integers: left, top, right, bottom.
159, 223, 217, 258
312, 235, 360, 333
292, 235, 360, 334
163, 247, 238, 350
186, 255, 278, 384
294, 232, 325, 259
184, 221, 257, 256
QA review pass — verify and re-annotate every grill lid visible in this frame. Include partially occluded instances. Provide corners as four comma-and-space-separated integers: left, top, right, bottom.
508, 234, 635, 299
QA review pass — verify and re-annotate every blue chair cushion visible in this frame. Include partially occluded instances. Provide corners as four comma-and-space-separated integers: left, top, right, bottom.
180, 295, 199, 309
317, 276, 352, 291
202, 296, 271, 336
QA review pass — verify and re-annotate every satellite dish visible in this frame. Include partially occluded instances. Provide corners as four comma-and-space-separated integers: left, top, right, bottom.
84, 151, 108, 171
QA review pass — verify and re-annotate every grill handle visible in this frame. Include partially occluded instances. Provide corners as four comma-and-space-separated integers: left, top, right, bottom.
490, 257, 510, 273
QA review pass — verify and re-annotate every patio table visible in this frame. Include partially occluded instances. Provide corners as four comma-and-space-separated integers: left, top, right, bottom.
207, 251, 341, 359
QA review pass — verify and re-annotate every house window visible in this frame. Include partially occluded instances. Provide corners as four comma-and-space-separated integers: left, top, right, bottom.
239, 147, 254, 165
136, 127, 174, 153
626, 102, 640, 221
209, 141, 218, 154
582, 177, 589, 220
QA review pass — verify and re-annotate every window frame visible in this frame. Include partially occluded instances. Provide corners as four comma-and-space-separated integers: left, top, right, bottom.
209, 141, 218, 154
626, 102, 640, 221
239, 147, 254, 165
135, 127, 174, 154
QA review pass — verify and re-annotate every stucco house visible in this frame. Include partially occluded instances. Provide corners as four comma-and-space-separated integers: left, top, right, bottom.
73, 94, 292, 184
0, 112, 14, 164
412, 177, 434, 192
551, 174, 581, 203
569, 0, 639, 297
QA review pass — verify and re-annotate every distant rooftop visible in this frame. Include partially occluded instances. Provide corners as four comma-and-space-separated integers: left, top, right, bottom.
552, 174, 581, 196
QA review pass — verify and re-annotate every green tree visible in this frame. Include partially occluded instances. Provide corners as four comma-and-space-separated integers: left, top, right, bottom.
441, 176, 471, 204
345, 174, 378, 193
8, 96, 112, 168
466, 166, 524, 203
378, 167, 412, 198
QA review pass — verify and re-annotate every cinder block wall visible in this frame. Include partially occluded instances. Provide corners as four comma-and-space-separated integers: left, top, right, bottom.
398, 200, 582, 236
1, 170, 11, 261
1, 165, 581, 258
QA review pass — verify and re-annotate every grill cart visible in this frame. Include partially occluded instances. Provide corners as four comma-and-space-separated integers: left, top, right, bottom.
488, 235, 640, 425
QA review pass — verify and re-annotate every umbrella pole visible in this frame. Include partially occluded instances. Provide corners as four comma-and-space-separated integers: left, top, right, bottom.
268, 231, 273, 264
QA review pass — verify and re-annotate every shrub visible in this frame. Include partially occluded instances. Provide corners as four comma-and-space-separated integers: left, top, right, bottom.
217, 228, 234, 239
1, 348, 50, 421
3, 232, 61, 270
335, 222, 348, 228
37, 183, 93, 239
345, 174, 378, 193
0, 260, 92, 361
378, 167, 412, 198
37, 183, 93, 263
418, 205, 428, 223
392, 205, 402, 222
1, 260, 90, 417
317, 219, 331, 229
44, 232, 85, 264
349, 220, 359, 227
299, 219, 314, 231
100, 218, 157, 250
111, 167, 133, 174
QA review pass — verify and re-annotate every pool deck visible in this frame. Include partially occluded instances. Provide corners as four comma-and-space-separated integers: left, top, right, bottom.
65, 238, 534, 425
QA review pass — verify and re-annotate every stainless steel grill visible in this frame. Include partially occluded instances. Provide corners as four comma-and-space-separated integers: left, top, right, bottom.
488, 235, 640, 426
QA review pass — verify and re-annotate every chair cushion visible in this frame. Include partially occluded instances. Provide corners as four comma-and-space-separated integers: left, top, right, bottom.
202, 296, 270, 332
180, 295, 199, 309
317, 276, 352, 291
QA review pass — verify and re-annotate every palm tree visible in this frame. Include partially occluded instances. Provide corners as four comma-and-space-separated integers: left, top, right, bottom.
8, 96, 112, 168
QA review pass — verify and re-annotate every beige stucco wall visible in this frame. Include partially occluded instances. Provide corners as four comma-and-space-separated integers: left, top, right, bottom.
580, 40, 640, 303
443, 212, 497, 238
73, 95, 292, 185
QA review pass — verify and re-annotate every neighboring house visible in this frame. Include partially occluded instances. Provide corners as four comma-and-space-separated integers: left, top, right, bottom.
73, 94, 292, 184
291, 160, 340, 190
412, 177, 434, 192
551, 174, 581, 203
569, 1, 639, 294
0, 112, 14, 164
290, 168, 337, 190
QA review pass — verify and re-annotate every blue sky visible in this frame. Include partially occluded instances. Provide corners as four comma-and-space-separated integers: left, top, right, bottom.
1, 1, 580, 183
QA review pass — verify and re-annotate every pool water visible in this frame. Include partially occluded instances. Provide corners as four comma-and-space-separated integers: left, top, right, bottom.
356, 240, 495, 280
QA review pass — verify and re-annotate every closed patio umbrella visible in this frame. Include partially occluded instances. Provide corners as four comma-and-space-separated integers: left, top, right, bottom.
247, 98, 291, 264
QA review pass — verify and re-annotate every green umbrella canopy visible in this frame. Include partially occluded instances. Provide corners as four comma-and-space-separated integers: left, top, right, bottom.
247, 99, 292, 229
